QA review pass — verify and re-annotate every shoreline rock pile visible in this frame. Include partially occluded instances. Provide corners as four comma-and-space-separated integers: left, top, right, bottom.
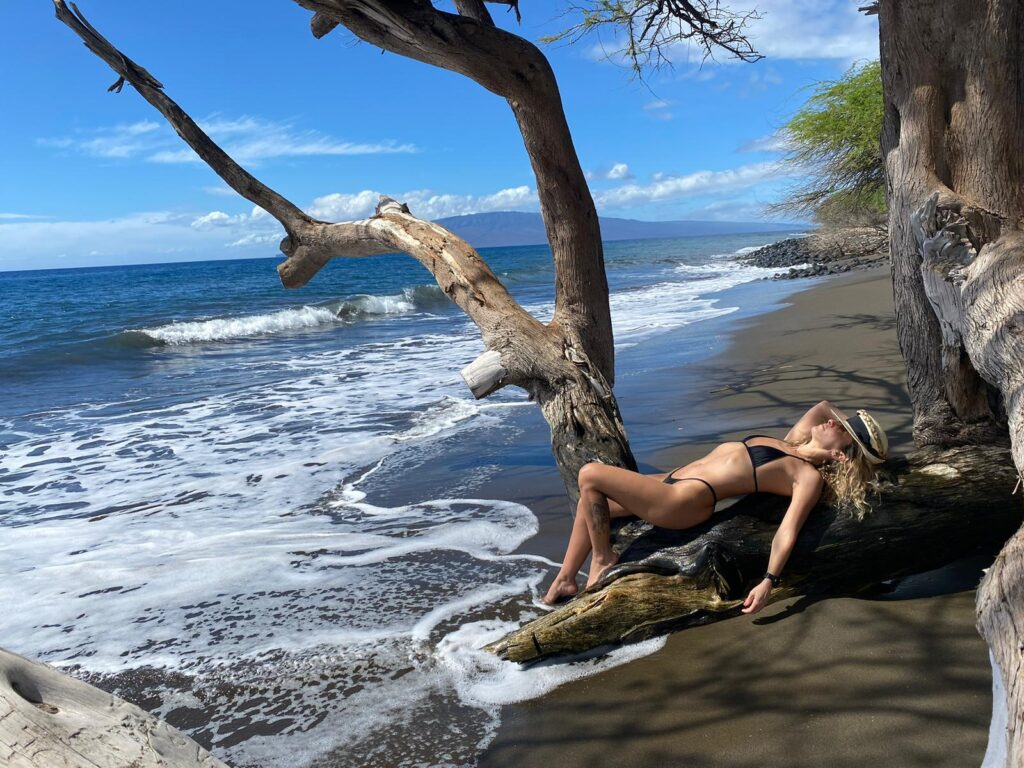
741, 226, 890, 279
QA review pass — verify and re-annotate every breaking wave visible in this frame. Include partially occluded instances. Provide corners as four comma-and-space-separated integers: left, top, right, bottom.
129, 285, 449, 345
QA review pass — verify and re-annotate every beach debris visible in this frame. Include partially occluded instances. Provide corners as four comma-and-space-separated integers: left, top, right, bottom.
0, 647, 227, 767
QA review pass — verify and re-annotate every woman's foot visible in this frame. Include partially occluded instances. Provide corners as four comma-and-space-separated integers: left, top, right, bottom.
585, 553, 619, 589
542, 574, 579, 605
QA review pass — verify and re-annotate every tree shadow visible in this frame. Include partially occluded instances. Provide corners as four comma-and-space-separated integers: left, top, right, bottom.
479, 585, 991, 768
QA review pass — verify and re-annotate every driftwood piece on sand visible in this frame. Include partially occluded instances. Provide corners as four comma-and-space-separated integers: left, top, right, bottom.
0, 647, 226, 768
488, 445, 1023, 662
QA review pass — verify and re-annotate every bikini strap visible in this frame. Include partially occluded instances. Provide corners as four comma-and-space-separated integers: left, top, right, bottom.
664, 473, 719, 506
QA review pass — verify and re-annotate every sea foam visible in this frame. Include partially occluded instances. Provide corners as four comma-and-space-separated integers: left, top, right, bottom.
131, 286, 446, 345
136, 305, 342, 344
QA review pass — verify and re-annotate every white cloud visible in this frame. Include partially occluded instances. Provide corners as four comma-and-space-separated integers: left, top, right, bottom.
739, 132, 791, 153
190, 206, 271, 231
306, 190, 383, 221
750, 1, 879, 63
0, 183, 539, 270
593, 161, 788, 208
203, 184, 239, 197
0, 212, 49, 220
0, 212, 238, 271
37, 121, 162, 159
642, 99, 674, 121
39, 115, 416, 166
227, 232, 281, 248
606, 163, 632, 180
307, 186, 537, 221
190, 211, 234, 230
680, 199, 771, 221
586, 163, 635, 182
1, 161, 805, 270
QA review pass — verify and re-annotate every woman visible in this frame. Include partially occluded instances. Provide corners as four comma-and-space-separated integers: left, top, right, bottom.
542, 401, 888, 611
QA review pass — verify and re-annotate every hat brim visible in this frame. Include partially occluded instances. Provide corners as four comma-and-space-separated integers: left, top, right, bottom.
830, 408, 885, 465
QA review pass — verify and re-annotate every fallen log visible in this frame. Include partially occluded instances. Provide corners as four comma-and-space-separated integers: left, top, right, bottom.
487, 445, 1023, 662
0, 647, 226, 768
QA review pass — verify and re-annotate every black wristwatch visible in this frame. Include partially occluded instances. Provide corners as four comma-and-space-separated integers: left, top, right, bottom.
763, 571, 782, 587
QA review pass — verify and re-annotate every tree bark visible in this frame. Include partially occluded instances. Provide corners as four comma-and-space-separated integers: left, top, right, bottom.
878, 0, 1012, 448
0, 647, 226, 768
297, 0, 614, 383
878, 0, 1024, 760
488, 445, 1021, 662
53, 0, 637, 501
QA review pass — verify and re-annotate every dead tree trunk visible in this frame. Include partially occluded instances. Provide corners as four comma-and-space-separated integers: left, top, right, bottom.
0, 647, 226, 767
488, 446, 1021, 662
877, 0, 1024, 761
53, 0, 637, 502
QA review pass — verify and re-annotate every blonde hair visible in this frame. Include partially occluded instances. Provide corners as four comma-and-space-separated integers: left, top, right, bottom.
787, 436, 879, 519
819, 450, 877, 519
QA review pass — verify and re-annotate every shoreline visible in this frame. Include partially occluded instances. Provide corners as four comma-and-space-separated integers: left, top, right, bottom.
479, 267, 993, 767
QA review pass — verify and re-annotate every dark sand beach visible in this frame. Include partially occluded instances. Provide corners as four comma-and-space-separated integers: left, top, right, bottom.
479, 268, 994, 768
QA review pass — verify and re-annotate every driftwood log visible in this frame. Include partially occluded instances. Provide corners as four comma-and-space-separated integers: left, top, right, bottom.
488, 445, 1022, 662
0, 647, 226, 768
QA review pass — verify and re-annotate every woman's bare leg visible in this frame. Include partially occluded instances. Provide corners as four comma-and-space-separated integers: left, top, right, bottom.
580, 481, 618, 589
542, 510, 589, 603
542, 465, 709, 602
543, 476, 647, 604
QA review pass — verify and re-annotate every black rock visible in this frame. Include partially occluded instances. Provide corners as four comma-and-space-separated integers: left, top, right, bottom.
740, 226, 890, 280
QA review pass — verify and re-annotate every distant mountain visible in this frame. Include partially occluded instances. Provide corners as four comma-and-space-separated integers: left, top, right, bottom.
434, 211, 805, 248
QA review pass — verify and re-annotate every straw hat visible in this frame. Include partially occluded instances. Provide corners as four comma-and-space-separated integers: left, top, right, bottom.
831, 408, 888, 465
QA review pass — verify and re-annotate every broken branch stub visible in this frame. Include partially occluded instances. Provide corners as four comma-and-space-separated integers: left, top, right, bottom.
461, 350, 507, 399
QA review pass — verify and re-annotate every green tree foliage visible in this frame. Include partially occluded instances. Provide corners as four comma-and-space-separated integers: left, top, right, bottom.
777, 60, 885, 226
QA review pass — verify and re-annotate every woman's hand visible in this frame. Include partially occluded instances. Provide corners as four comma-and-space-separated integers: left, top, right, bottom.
741, 579, 773, 615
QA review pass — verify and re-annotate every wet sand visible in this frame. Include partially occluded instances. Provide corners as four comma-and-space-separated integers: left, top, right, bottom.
479, 268, 994, 767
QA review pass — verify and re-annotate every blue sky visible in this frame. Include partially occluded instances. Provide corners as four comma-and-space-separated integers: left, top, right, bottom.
0, 1, 879, 270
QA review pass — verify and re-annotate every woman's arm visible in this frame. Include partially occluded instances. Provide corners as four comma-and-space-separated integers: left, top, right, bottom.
741, 468, 824, 615
784, 400, 847, 443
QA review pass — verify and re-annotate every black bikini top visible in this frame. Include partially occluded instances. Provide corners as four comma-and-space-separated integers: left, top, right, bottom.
741, 435, 817, 493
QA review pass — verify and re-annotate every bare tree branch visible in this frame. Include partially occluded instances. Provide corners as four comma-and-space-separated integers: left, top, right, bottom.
453, 0, 494, 25
485, 0, 521, 23
297, 0, 616, 381
52, 0, 639, 492
543, 0, 762, 76
53, 1, 311, 237
52, 0, 543, 383
310, 12, 340, 37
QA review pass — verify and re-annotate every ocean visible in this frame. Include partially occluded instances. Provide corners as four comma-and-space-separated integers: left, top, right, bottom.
0, 232, 809, 767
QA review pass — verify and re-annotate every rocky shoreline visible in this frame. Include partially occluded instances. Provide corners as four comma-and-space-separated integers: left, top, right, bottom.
742, 226, 890, 279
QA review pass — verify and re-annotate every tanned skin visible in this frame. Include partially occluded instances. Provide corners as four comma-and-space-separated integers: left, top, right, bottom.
543, 401, 853, 607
